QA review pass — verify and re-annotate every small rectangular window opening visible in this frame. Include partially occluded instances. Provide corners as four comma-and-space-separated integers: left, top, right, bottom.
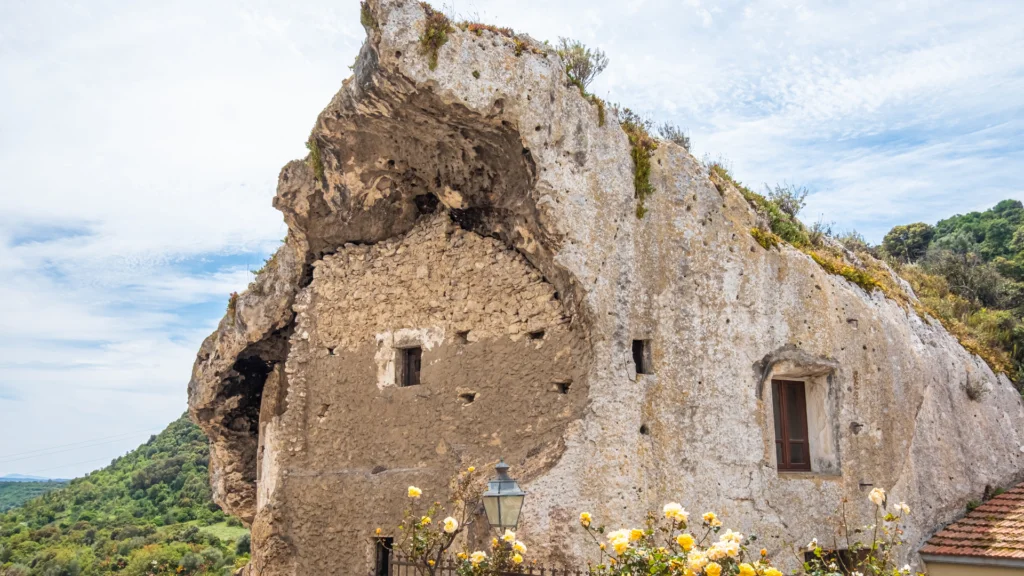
398, 347, 422, 387
772, 379, 810, 471
374, 537, 394, 576
632, 340, 653, 374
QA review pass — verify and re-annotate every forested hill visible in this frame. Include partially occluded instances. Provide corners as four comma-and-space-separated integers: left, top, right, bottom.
0, 483, 67, 514
0, 415, 249, 576
881, 199, 1024, 389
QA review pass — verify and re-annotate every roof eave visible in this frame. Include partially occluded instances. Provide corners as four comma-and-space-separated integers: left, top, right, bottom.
922, 553, 1024, 570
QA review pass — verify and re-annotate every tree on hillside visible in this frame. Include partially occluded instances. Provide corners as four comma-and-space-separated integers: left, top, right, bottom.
882, 222, 934, 262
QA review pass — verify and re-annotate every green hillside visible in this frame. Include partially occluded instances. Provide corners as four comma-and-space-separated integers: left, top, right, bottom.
882, 199, 1024, 389
0, 483, 67, 514
0, 415, 249, 576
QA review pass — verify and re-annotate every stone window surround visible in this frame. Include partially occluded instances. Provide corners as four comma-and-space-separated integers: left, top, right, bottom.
757, 346, 842, 476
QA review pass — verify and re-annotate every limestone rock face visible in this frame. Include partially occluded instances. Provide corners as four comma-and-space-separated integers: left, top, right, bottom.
187, 1, 1024, 574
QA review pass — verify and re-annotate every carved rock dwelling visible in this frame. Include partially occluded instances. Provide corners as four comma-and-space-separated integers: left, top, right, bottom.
187, 1, 1024, 574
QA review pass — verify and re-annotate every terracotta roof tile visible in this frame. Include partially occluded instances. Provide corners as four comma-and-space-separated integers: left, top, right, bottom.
923, 483, 1024, 560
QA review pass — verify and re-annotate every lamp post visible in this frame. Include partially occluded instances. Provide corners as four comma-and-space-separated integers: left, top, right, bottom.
481, 460, 526, 534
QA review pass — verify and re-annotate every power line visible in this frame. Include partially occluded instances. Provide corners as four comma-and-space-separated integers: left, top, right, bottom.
0, 427, 162, 461
25, 455, 124, 475
0, 432, 163, 465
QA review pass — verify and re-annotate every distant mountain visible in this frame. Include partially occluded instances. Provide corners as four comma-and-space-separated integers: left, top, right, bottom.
0, 414, 249, 576
0, 474, 66, 482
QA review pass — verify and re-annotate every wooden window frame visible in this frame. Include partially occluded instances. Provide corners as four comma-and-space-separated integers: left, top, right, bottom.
772, 379, 811, 471
398, 347, 422, 387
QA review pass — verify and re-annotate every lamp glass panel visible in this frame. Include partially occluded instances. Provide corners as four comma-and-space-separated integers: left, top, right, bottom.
498, 494, 525, 529
483, 495, 501, 527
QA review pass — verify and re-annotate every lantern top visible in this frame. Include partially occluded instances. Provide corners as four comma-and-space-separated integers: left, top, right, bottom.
483, 460, 525, 497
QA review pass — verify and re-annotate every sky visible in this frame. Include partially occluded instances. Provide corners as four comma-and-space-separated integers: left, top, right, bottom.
1, 0, 1022, 479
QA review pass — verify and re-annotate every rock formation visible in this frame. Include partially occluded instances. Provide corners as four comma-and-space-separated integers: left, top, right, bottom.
187, 1, 1024, 574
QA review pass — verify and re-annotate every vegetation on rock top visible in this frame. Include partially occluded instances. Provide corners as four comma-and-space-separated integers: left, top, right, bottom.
882, 199, 1024, 389
0, 415, 248, 576
419, 2, 454, 70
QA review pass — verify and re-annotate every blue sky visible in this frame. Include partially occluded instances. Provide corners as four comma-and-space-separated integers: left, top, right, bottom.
1, 0, 1023, 478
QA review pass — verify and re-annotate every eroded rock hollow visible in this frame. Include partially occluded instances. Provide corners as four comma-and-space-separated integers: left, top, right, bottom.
188, 1, 1024, 574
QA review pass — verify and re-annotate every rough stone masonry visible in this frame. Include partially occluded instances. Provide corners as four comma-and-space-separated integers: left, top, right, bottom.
187, 1, 1024, 574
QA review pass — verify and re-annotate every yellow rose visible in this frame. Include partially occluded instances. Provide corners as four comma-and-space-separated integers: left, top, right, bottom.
687, 551, 708, 572
491, 538, 499, 548
663, 502, 689, 523
512, 553, 524, 565
443, 516, 459, 534
676, 533, 694, 551
407, 486, 422, 498
579, 512, 592, 527
705, 562, 722, 576
502, 529, 516, 543
375, 528, 381, 535
427, 560, 435, 567
765, 569, 782, 576
629, 529, 644, 542
468, 466, 476, 472
599, 543, 606, 551
760, 548, 768, 557
420, 516, 431, 526
738, 563, 755, 576
457, 552, 468, 560
470, 551, 487, 565
513, 541, 527, 554
702, 512, 722, 527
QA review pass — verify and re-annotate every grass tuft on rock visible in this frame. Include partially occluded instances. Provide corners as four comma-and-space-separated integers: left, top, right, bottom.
808, 251, 880, 293
227, 292, 239, 320
419, 2, 453, 70
750, 228, 780, 251
360, 1, 378, 30
305, 137, 324, 181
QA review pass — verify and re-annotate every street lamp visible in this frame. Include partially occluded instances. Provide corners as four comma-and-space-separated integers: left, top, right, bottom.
482, 460, 526, 533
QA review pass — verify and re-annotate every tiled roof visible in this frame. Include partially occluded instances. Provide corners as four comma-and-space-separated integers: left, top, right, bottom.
921, 482, 1024, 560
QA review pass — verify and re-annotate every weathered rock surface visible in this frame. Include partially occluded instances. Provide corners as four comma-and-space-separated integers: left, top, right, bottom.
187, 1, 1024, 574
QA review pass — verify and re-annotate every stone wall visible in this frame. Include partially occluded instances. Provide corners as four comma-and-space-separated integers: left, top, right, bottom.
252, 215, 590, 575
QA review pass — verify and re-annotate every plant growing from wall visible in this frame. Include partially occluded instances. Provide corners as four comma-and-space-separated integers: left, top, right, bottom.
617, 107, 658, 218
419, 2, 454, 70
305, 137, 324, 181
360, 1, 378, 31
227, 292, 239, 320
658, 123, 691, 151
391, 467, 484, 576
556, 38, 608, 91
